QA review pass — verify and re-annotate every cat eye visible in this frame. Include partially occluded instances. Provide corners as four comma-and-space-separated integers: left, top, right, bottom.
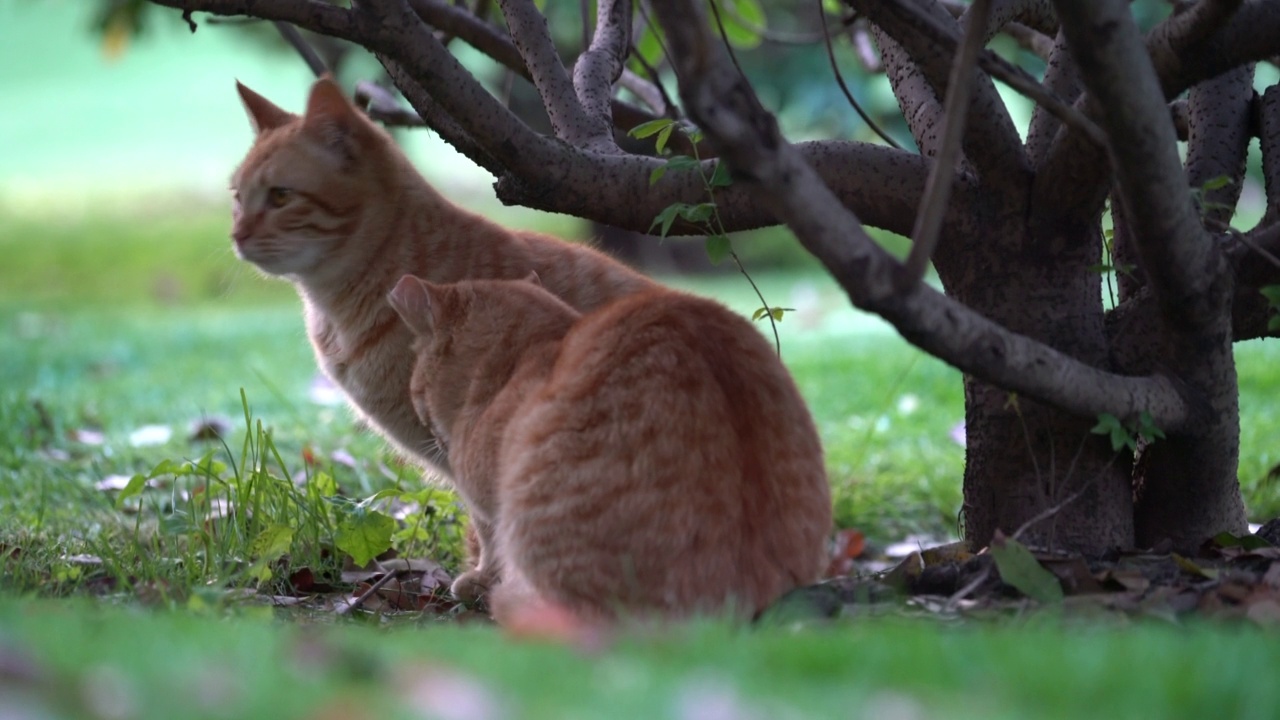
266, 187, 292, 208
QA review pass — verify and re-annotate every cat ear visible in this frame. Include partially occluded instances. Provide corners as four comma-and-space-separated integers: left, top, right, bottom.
302, 77, 365, 160
388, 275, 437, 338
236, 81, 295, 134
523, 271, 543, 287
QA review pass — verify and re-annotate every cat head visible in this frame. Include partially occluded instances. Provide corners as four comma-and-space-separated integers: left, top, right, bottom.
387, 273, 576, 444
229, 78, 392, 277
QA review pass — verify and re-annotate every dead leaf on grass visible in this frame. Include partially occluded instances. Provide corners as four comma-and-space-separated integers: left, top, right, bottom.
187, 416, 232, 443
989, 531, 1063, 604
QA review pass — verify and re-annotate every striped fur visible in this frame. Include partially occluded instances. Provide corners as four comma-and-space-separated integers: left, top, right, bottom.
388, 275, 832, 622
230, 79, 656, 594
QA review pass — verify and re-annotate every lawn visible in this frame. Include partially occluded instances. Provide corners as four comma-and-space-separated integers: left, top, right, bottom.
4, 205, 1280, 718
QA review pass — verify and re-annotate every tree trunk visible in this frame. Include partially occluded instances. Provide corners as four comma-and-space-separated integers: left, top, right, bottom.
939, 218, 1134, 553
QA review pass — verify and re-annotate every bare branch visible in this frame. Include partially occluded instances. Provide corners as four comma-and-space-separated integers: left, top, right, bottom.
572, 0, 630, 124
851, 0, 1029, 184
1185, 63, 1255, 229
273, 21, 328, 76
617, 68, 667, 116
354, 78, 426, 128
649, 0, 1192, 431
902, 0, 991, 284
496, 0, 616, 151
1055, 0, 1231, 336
1259, 84, 1280, 229
819, 3, 903, 149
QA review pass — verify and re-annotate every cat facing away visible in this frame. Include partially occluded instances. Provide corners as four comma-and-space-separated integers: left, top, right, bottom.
387, 273, 832, 622
229, 78, 657, 597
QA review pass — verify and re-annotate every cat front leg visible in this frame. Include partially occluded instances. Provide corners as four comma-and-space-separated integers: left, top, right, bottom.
450, 517, 500, 603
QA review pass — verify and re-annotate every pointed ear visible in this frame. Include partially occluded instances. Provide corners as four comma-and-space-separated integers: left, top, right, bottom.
236, 81, 295, 134
523, 271, 543, 287
302, 77, 365, 159
388, 275, 438, 338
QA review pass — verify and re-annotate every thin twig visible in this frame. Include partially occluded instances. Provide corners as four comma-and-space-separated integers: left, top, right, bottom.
273, 20, 329, 76
730, 251, 783, 355
902, 0, 990, 285
336, 569, 400, 616
819, 3, 902, 149
707, 0, 749, 81
881, 0, 1106, 148
943, 565, 991, 613
1233, 228, 1280, 271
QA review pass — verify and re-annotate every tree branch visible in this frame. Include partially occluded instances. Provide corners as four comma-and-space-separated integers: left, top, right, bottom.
572, 0, 630, 123
649, 0, 1191, 431
496, 0, 616, 151
150, 0, 955, 238
1185, 63, 1255, 230
1259, 84, 1280, 229
1055, 0, 1231, 336
902, 0, 991, 284
851, 0, 1029, 186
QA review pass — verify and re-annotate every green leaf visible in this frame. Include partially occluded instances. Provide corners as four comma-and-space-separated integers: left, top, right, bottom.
769, 307, 786, 322
628, 118, 676, 140
1210, 531, 1273, 550
990, 532, 1064, 604
656, 124, 675, 154
248, 523, 295, 582
114, 474, 148, 509
679, 202, 716, 224
650, 203, 686, 238
708, 160, 733, 188
336, 509, 396, 567
1137, 411, 1165, 443
665, 155, 700, 173
649, 165, 668, 187
752, 307, 770, 321
308, 471, 338, 498
1269, 316, 1280, 332
1087, 263, 1115, 274
1202, 175, 1233, 191
705, 235, 732, 264
1260, 285, 1280, 307
1091, 413, 1135, 453
716, 0, 765, 48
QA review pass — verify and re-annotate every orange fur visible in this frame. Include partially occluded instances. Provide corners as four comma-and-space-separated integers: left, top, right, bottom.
230, 79, 656, 597
388, 275, 832, 622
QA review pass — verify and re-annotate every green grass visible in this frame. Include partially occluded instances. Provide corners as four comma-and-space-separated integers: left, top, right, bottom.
2, 598, 1278, 720
5, 208, 1280, 718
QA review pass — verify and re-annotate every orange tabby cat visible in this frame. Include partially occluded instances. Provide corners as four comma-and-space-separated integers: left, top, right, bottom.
387, 274, 832, 621
230, 78, 656, 598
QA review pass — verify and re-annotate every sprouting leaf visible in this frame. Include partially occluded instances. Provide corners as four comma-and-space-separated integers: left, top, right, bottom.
678, 202, 716, 224
769, 307, 786, 322
1137, 411, 1166, 443
752, 307, 770, 321
705, 235, 732, 264
628, 118, 676, 140
685, 127, 705, 145
1202, 175, 1233, 191
336, 508, 396, 567
1091, 413, 1135, 453
990, 532, 1064, 604
650, 203, 686, 237
708, 160, 733, 188
665, 155, 700, 173
114, 474, 149, 509
248, 524, 296, 582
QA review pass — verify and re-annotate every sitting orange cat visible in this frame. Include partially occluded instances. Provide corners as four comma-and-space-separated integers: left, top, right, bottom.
388, 273, 832, 621
229, 78, 655, 599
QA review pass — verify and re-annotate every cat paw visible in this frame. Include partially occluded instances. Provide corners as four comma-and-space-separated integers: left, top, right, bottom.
450, 568, 494, 604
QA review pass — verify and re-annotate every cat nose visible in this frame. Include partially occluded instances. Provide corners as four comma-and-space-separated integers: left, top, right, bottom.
232, 224, 253, 245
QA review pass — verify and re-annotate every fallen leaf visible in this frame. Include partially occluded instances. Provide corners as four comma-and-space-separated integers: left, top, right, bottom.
989, 531, 1064, 604
1171, 553, 1219, 580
